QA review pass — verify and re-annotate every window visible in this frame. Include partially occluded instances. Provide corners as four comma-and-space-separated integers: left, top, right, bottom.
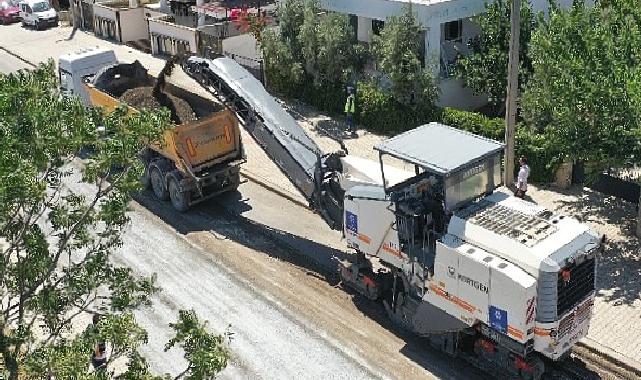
372, 19, 384, 36
32, 1, 49, 12
443, 20, 462, 42
59, 70, 71, 92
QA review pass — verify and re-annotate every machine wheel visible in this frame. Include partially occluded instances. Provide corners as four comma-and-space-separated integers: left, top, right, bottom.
21, 20, 27, 27
228, 171, 241, 191
519, 358, 545, 380
168, 175, 190, 212
149, 163, 169, 201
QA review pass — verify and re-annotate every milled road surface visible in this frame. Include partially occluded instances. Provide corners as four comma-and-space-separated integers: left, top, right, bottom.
117, 202, 382, 379
46, 161, 483, 380
133, 181, 487, 380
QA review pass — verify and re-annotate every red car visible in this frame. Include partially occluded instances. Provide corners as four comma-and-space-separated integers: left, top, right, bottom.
0, 0, 20, 24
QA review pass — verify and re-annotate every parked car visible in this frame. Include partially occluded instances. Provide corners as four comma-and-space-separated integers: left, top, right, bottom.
0, 0, 20, 24
19, 0, 57, 29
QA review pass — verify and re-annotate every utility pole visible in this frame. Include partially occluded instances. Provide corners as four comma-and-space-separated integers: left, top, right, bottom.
504, 0, 520, 185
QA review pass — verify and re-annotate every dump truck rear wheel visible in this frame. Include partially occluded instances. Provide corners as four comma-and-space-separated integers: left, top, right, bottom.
150, 164, 169, 201
229, 171, 241, 190
168, 176, 190, 212
140, 161, 151, 189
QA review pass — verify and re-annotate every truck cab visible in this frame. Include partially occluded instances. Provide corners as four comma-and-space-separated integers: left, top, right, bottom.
58, 48, 117, 104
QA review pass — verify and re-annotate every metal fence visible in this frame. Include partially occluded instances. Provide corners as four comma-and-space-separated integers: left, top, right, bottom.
223, 51, 264, 84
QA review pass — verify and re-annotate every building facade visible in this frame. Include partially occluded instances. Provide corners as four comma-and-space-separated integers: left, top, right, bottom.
320, 0, 588, 110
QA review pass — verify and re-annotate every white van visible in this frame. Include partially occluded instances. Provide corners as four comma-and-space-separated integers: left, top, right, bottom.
19, 0, 57, 30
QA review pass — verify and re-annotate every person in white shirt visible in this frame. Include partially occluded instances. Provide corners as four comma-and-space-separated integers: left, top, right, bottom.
516, 156, 530, 199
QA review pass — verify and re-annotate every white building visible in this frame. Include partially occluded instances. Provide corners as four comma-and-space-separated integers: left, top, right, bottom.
92, 0, 160, 44
320, 0, 585, 110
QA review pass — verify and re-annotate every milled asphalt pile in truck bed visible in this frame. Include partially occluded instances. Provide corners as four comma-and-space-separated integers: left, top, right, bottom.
120, 87, 196, 124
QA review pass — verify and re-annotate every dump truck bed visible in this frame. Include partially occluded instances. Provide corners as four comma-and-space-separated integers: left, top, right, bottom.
84, 61, 242, 175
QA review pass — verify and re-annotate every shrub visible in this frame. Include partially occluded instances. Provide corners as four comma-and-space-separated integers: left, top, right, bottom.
440, 108, 560, 183
357, 81, 439, 134
440, 107, 504, 141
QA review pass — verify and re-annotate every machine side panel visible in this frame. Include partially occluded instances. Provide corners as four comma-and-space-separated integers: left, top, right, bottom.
488, 259, 536, 344
344, 196, 402, 264
425, 238, 462, 322
411, 300, 469, 335
456, 244, 491, 325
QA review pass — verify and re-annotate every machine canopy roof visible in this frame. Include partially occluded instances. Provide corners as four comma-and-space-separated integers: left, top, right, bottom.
374, 123, 504, 177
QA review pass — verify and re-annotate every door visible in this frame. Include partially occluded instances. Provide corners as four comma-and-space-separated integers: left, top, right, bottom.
20, 4, 32, 24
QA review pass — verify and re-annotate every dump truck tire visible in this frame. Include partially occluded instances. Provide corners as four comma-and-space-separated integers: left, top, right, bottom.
140, 160, 151, 190
229, 171, 241, 190
150, 163, 169, 201
168, 174, 190, 212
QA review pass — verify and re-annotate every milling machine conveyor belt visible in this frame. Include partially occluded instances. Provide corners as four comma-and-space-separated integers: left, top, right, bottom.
183, 56, 323, 202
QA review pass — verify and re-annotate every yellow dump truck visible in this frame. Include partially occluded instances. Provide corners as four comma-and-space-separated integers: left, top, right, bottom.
58, 48, 245, 211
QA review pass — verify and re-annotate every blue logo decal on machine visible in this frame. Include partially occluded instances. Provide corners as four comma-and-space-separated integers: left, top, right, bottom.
345, 211, 358, 234
489, 306, 508, 334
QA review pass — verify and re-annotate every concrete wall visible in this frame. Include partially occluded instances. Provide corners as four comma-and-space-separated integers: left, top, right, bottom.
148, 16, 198, 55
437, 77, 487, 111
119, 7, 148, 42
93, 3, 117, 21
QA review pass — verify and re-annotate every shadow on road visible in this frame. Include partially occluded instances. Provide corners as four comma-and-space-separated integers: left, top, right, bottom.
133, 189, 605, 380
133, 190, 493, 379
550, 188, 641, 306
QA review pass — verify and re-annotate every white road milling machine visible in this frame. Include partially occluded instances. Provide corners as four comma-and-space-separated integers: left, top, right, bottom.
181, 56, 602, 380
340, 124, 601, 379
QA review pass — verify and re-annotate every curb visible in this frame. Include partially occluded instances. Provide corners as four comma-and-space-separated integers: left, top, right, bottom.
240, 168, 310, 210
577, 338, 641, 376
0, 45, 37, 68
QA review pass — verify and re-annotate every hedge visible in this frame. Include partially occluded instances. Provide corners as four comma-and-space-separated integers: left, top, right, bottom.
440, 107, 504, 141
441, 107, 560, 182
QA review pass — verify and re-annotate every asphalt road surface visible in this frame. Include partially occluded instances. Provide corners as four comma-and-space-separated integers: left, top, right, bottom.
0, 48, 33, 73
0, 37, 485, 379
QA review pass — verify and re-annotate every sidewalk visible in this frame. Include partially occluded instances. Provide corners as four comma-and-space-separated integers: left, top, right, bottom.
2, 23, 640, 372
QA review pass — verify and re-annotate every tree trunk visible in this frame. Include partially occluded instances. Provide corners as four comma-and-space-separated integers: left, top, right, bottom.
637, 194, 641, 239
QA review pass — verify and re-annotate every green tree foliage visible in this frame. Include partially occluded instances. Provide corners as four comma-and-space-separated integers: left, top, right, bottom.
165, 310, 231, 380
522, 0, 641, 171
457, 0, 536, 114
0, 63, 230, 379
372, 4, 438, 106
440, 107, 560, 182
262, 0, 362, 112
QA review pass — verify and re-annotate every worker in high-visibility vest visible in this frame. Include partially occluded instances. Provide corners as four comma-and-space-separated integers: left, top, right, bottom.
344, 87, 356, 137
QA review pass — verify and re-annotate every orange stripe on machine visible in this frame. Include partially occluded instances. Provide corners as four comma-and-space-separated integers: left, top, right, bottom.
534, 327, 550, 336
508, 325, 524, 340
381, 243, 402, 257
429, 284, 476, 313
357, 233, 371, 244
